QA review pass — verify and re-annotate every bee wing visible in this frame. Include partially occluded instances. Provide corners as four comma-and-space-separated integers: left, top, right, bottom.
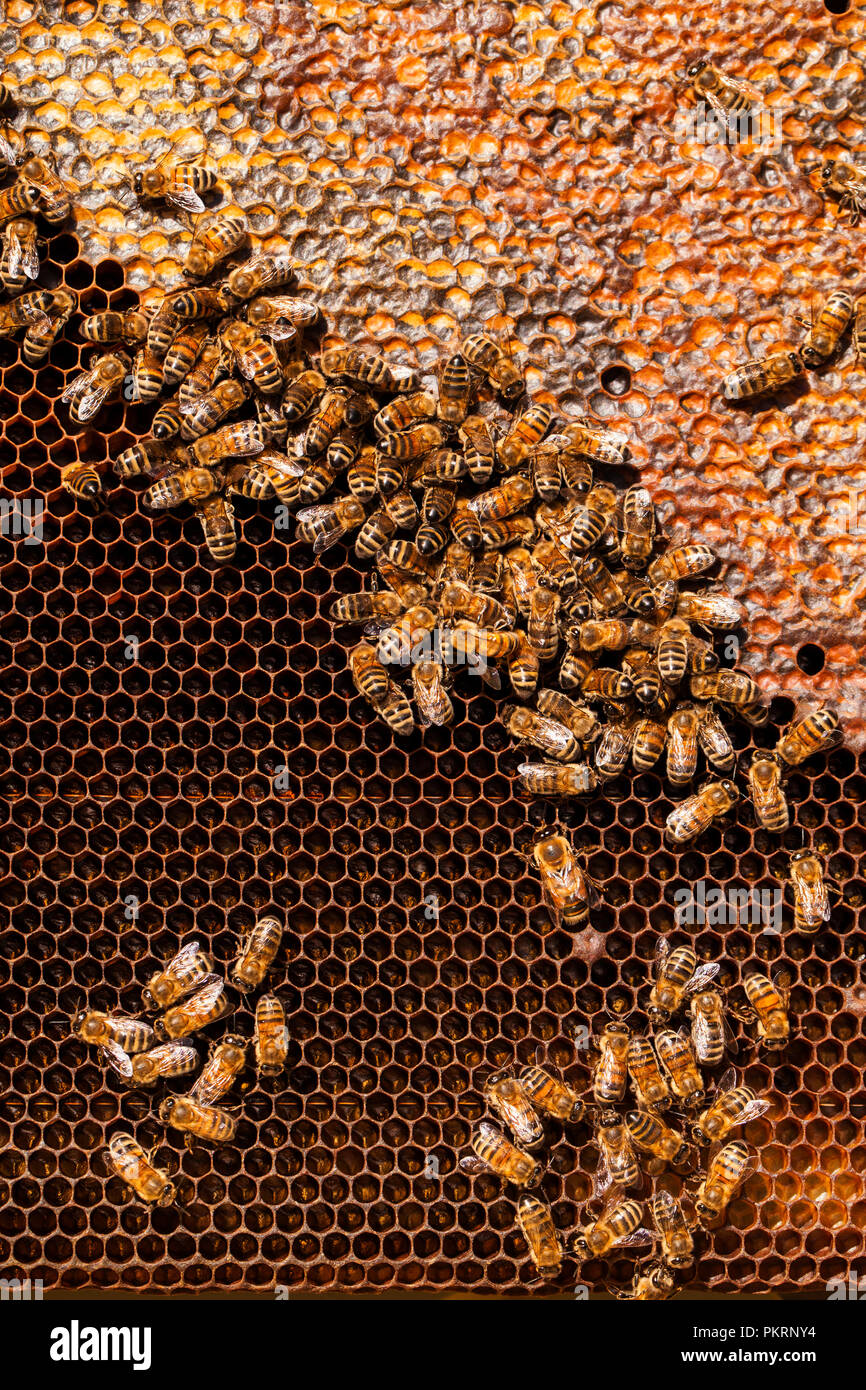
261, 319, 298, 343
157, 131, 206, 168
168, 184, 206, 215
163, 939, 204, 974
650, 1187, 678, 1232
684, 962, 720, 995
738, 1096, 771, 1126
19, 236, 39, 280
74, 384, 112, 421
771, 962, 794, 994
653, 935, 671, 980
100, 1040, 134, 1080
5, 224, 22, 276
699, 74, 759, 121
458, 1154, 489, 1175
592, 1148, 614, 1200
713, 1066, 738, 1096
61, 368, 95, 403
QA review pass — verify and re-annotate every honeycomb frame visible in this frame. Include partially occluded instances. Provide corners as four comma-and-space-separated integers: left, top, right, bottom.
0, 0, 865, 1298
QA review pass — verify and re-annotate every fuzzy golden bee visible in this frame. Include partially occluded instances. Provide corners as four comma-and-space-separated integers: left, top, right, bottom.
159, 1095, 237, 1144
190, 1035, 247, 1106
775, 706, 840, 765
694, 1140, 753, 1223
572, 1195, 647, 1261
134, 142, 218, 215
460, 1120, 539, 1186
153, 977, 231, 1042
722, 350, 803, 401
255, 993, 289, 1077
183, 213, 247, 279
61, 352, 129, 423
0, 217, 39, 290
107, 1134, 175, 1207
517, 1193, 563, 1280
232, 914, 283, 992
789, 850, 833, 932
74, 1009, 154, 1054
461, 331, 524, 400
746, 750, 789, 831
664, 779, 739, 844
142, 940, 216, 1011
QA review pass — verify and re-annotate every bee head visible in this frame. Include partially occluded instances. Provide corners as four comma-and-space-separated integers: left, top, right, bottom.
822, 161, 835, 183
687, 60, 707, 78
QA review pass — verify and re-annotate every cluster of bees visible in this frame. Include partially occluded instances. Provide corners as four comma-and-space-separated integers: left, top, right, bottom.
71, 916, 288, 1207
685, 61, 866, 397
462, 940, 786, 1298
530, 702, 841, 936
0, 139, 77, 366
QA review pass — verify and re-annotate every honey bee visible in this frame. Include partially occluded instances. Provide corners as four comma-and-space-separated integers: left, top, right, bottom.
347, 444, 378, 500
468, 474, 534, 524
142, 940, 216, 1011
460, 1120, 540, 1186
579, 556, 626, 615
532, 830, 596, 928
516, 761, 597, 796
799, 288, 853, 367
594, 720, 635, 779
622, 648, 660, 706
525, 587, 559, 663
61, 351, 128, 423
625, 1109, 691, 1166
159, 1095, 237, 1144
153, 977, 231, 1042
666, 705, 699, 785
246, 293, 320, 341
377, 422, 444, 460
569, 484, 617, 553
334, 590, 406, 624
664, 779, 739, 844
374, 391, 436, 436
129, 1043, 200, 1087
229, 449, 303, 506
225, 253, 297, 302
789, 850, 834, 932
535, 689, 597, 740
231, 914, 283, 992
654, 1028, 704, 1107
449, 499, 483, 551
742, 969, 790, 1049
582, 669, 633, 703
255, 993, 289, 1076
595, 1112, 640, 1191
180, 379, 248, 440
459, 415, 497, 483
647, 544, 715, 585
517, 1193, 563, 1281
106, 1134, 175, 1207
822, 158, 866, 226
655, 618, 690, 685
355, 507, 397, 559
505, 707, 581, 762
182, 213, 246, 279
377, 604, 438, 665
627, 1035, 670, 1110
220, 319, 283, 394
81, 309, 149, 346
690, 670, 761, 706
146, 299, 181, 359
17, 153, 70, 223
172, 287, 228, 324
74, 1009, 154, 1054
255, 394, 291, 450
651, 1190, 693, 1270
189, 1035, 247, 1106
437, 352, 473, 424
372, 677, 416, 734
572, 1194, 648, 1261
498, 404, 552, 470
481, 516, 537, 548
320, 346, 421, 393
696, 704, 735, 772
22, 287, 75, 364
191, 420, 264, 468
561, 419, 630, 466
689, 987, 734, 1068
0, 217, 39, 290
693, 1140, 753, 1223
0, 287, 62, 335
692, 1068, 770, 1145
349, 642, 391, 704
282, 368, 326, 422
617, 1260, 677, 1301
776, 705, 841, 765
632, 716, 666, 772
132, 346, 164, 403
114, 437, 182, 480
746, 750, 789, 831
722, 350, 803, 401
413, 657, 453, 726
60, 462, 102, 502
530, 442, 562, 501
0, 181, 40, 222
519, 1053, 585, 1123
169, 331, 218, 396
134, 137, 218, 214
685, 59, 753, 118
592, 1022, 630, 1105
484, 1071, 545, 1150
461, 331, 524, 400
144, 466, 220, 510
648, 941, 719, 1024
619, 485, 655, 570
196, 495, 237, 563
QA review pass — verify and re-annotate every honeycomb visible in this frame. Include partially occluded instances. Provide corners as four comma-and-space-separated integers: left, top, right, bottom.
1, 0, 866, 1298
